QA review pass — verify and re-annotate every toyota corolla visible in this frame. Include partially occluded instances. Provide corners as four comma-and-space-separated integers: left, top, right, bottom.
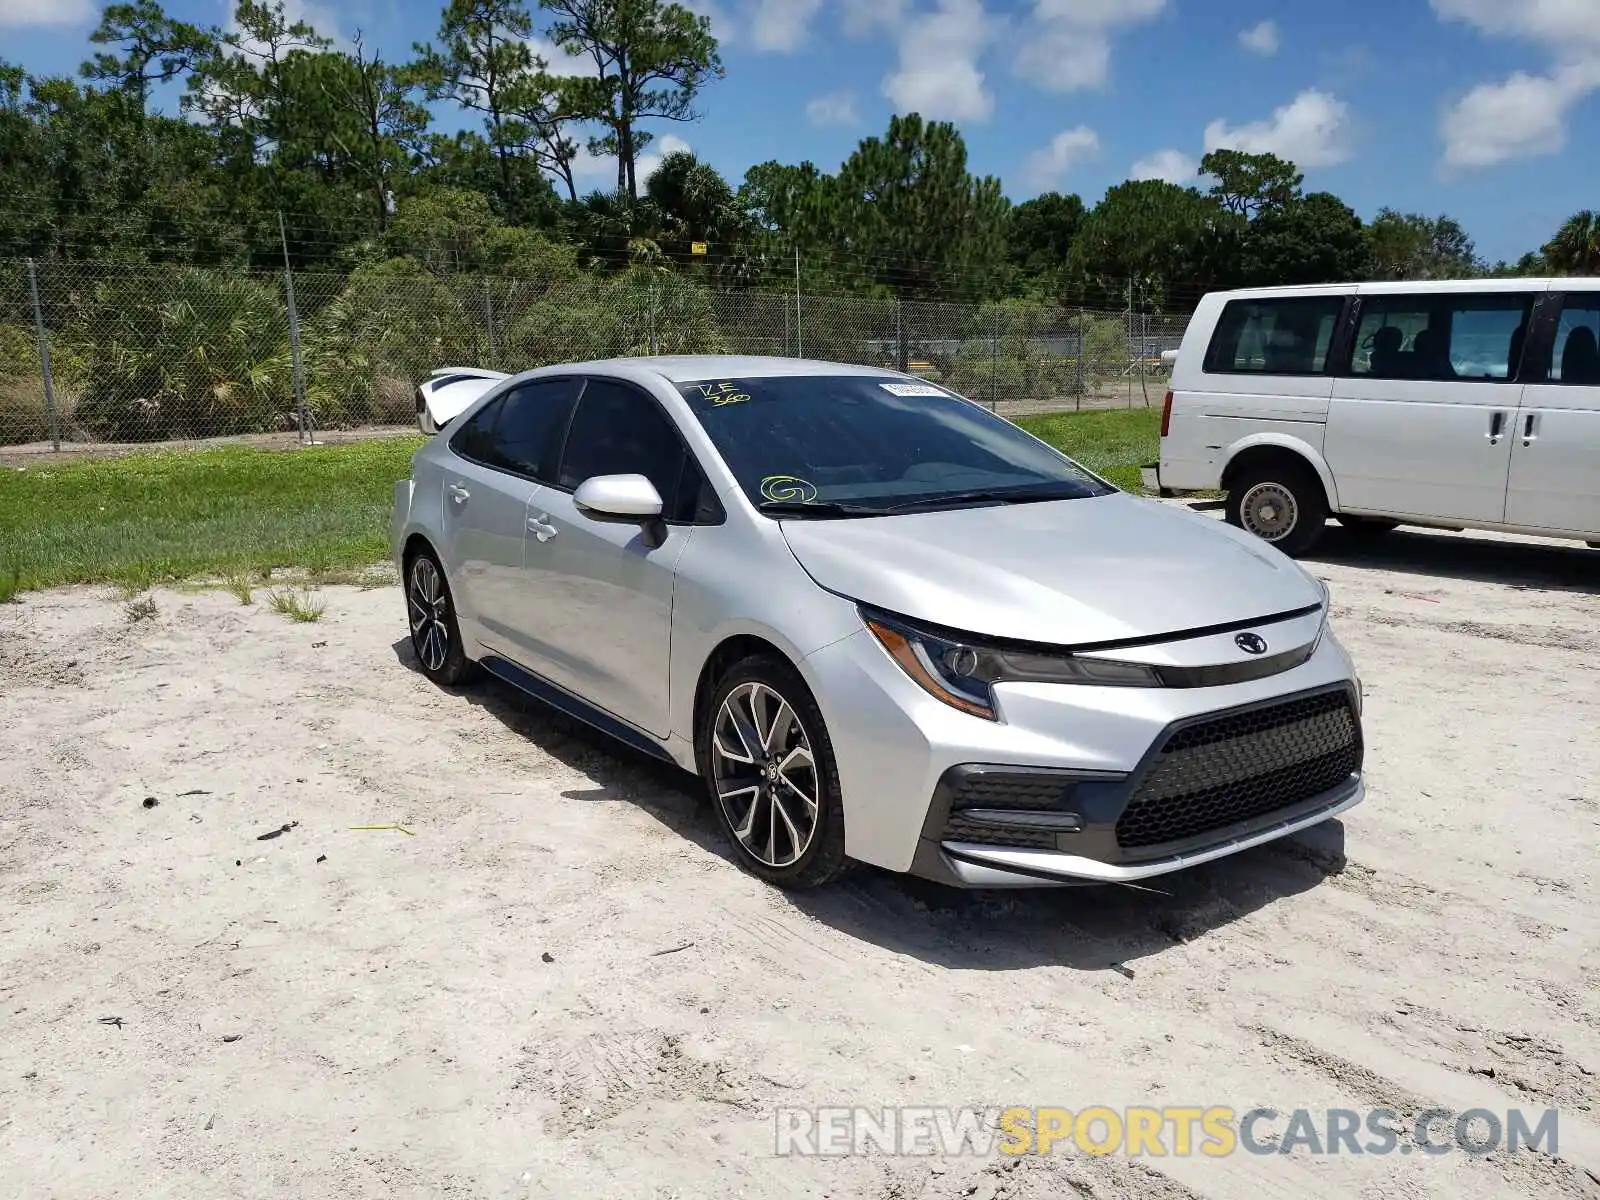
392, 356, 1365, 890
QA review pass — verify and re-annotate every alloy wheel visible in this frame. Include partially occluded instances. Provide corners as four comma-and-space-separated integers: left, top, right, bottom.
711, 681, 820, 869
1239, 481, 1298, 542
407, 556, 450, 673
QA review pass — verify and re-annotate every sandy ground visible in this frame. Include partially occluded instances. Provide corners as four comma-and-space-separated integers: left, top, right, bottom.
1, 521, 1597, 1200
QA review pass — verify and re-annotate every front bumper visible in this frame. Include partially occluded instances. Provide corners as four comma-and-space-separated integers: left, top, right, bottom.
802, 625, 1364, 887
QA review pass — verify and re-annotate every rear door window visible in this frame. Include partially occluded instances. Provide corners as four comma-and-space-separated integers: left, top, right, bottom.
1203, 296, 1345, 375
1348, 293, 1534, 382
450, 379, 581, 479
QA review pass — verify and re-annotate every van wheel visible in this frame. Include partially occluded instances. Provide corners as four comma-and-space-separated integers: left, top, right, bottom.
1337, 515, 1400, 534
1227, 461, 1327, 557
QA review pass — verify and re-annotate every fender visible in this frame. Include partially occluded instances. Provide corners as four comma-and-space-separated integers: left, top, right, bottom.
1219, 429, 1342, 511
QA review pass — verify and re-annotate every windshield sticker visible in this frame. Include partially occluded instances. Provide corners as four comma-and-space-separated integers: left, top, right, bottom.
879, 382, 947, 397
689, 381, 750, 406
759, 475, 819, 503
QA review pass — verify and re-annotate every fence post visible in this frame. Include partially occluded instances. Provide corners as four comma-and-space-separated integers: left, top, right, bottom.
484, 280, 497, 369
26, 258, 62, 452
989, 308, 999, 411
649, 279, 659, 354
895, 297, 908, 372
794, 246, 803, 359
1074, 305, 1083, 412
278, 213, 310, 445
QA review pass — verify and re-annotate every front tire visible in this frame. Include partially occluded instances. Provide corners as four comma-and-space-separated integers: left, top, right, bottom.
405, 549, 475, 686
697, 654, 848, 890
1227, 461, 1328, 557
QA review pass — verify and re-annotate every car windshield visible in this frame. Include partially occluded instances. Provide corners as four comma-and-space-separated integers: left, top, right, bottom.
677, 375, 1112, 516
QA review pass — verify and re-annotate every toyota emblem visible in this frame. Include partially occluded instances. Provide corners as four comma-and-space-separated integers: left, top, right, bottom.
1234, 632, 1268, 656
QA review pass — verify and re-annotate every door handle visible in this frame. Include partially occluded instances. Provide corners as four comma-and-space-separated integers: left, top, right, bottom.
1521, 413, 1538, 446
1487, 411, 1504, 444
527, 515, 558, 543
447, 483, 470, 504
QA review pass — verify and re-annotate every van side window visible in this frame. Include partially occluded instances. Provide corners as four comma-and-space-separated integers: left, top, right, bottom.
1202, 297, 1344, 375
1551, 297, 1600, 385
1348, 293, 1534, 382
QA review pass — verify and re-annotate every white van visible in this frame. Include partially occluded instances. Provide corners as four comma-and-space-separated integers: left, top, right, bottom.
1148, 278, 1600, 555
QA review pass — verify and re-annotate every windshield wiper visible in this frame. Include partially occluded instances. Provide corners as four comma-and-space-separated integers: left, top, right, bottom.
756, 499, 884, 519
880, 485, 1081, 514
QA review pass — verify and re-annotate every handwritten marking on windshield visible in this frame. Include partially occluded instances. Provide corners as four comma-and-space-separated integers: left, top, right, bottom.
759, 475, 819, 503
691, 381, 750, 406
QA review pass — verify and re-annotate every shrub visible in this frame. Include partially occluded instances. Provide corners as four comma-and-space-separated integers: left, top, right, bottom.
73, 269, 292, 441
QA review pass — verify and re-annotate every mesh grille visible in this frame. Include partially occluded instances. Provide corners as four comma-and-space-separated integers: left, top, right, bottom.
1116, 690, 1360, 850
948, 772, 1079, 812
939, 771, 1078, 848
941, 817, 1058, 849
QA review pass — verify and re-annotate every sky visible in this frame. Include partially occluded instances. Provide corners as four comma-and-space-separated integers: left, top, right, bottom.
3, 0, 1598, 262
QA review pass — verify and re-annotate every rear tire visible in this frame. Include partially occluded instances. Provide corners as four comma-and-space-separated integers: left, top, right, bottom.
405, 548, 476, 687
1226, 460, 1328, 557
1337, 514, 1400, 534
697, 654, 849, 890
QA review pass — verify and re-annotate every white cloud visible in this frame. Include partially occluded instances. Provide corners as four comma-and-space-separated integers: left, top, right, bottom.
1430, 0, 1600, 48
680, 0, 735, 43
1239, 19, 1280, 56
1021, 126, 1100, 189
840, 0, 907, 37
1431, 0, 1600, 170
572, 134, 693, 185
882, 0, 996, 122
749, 0, 823, 50
225, 0, 342, 54
1129, 148, 1198, 184
0, 0, 93, 26
1014, 0, 1167, 93
526, 37, 600, 77
806, 89, 861, 127
1440, 60, 1600, 167
1203, 89, 1351, 167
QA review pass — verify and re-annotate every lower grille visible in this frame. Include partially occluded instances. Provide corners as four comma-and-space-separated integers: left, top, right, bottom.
1116, 690, 1360, 850
941, 816, 1057, 849
947, 771, 1079, 812
940, 769, 1079, 849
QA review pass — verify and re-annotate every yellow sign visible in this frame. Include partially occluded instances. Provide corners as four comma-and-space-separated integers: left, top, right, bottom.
690, 241, 708, 256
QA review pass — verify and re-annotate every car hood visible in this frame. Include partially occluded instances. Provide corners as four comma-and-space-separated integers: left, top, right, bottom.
778, 493, 1321, 647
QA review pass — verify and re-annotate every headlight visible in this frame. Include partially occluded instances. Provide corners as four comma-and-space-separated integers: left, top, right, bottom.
861, 609, 1160, 721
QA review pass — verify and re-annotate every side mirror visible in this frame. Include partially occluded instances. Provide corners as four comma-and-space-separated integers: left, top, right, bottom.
573, 474, 667, 547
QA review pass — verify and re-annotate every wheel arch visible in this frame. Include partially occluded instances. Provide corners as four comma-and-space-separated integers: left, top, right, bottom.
1220, 435, 1339, 512
691, 633, 797, 758
401, 532, 438, 577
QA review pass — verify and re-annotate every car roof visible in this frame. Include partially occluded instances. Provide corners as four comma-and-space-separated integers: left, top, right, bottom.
516, 355, 907, 386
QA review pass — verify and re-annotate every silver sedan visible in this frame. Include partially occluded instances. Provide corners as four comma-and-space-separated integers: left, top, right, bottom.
392, 356, 1365, 890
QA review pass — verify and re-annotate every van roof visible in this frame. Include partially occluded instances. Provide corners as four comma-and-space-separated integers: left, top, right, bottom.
1205, 277, 1600, 300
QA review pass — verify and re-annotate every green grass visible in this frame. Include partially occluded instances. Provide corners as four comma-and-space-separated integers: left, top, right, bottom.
1017, 407, 1159, 492
0, 410, 1164, 598
0, 438, 423, 594
266, 586, 327, 623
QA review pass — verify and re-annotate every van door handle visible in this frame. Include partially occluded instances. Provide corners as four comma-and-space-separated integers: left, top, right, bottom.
527, 515, 558, 543
1487, 411, 1504, 444
1522, 413, 1538, 445
447, 483, 470, 504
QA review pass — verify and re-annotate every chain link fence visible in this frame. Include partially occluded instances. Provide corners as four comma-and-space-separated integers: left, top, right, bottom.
0, 258, 1189, 452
